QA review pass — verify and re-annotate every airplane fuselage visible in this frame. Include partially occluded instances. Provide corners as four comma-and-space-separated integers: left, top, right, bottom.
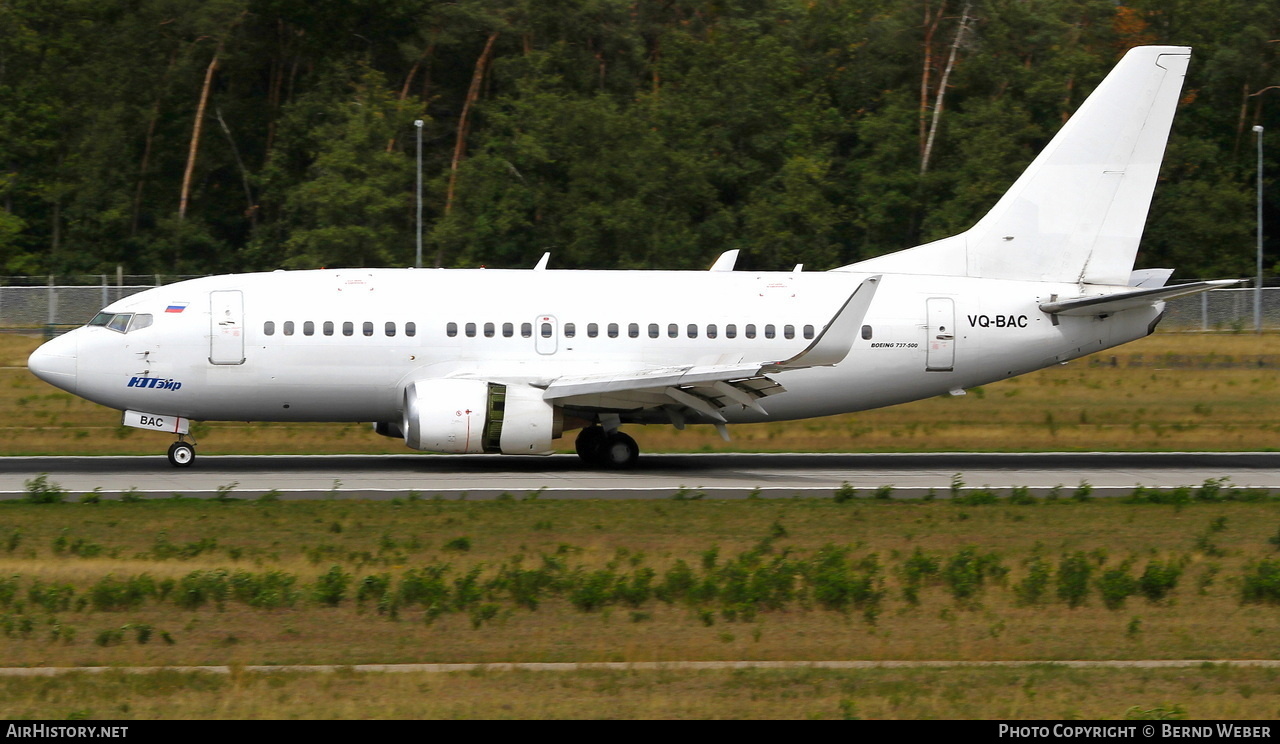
33, 267, 1158, 427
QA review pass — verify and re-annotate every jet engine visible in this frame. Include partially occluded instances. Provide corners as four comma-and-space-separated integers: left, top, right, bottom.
401, 379, 561, 454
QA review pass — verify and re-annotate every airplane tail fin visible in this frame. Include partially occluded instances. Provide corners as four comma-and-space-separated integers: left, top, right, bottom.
840, 45, 1191, 286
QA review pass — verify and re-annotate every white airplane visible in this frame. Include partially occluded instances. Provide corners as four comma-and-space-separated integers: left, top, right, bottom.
28, 45, 1235, 468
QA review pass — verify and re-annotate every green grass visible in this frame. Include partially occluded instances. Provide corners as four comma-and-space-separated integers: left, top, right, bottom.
1, 491, 1278, 717
2, 496, 1280, 668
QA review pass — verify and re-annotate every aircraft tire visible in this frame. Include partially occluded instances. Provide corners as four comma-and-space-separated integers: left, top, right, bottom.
596, 432, 639, 469
167, 442, 195, 468
575, 426, 606, 463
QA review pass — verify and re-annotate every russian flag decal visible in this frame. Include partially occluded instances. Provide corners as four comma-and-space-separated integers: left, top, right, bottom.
165, 302, 188, 314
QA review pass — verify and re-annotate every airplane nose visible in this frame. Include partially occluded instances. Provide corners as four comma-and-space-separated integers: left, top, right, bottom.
28, 332, 78, 394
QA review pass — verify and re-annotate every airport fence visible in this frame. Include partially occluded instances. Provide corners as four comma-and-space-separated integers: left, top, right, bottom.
1161, 286, 1280, 331
2, 275, 1279, 336
0, 275, 202, 335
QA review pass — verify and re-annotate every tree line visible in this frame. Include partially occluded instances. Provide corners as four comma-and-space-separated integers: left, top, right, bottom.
1, 0, 1276, 280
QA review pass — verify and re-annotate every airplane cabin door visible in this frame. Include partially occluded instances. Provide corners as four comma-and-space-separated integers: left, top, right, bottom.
926, 298, 955, 372
534, 315, 558, 355
209, 290, 246, 365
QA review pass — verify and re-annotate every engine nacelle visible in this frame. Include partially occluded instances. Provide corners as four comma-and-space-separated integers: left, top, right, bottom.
402, 379, 560, 455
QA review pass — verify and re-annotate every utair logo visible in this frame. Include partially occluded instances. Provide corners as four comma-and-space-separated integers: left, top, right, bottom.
126, 376, 183, 391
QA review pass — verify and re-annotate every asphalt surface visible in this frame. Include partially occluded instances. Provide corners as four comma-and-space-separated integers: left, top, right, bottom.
1, 451, 1278, 500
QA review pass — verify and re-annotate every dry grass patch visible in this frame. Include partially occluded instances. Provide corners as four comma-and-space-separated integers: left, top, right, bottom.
2, 665, 1280, 719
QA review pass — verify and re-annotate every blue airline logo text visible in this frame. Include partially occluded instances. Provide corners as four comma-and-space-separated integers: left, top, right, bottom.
126, 377, 183, 391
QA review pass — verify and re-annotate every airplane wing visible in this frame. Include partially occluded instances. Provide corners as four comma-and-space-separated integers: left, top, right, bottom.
541, 276, 881, 420
1039, 280, 1240, 317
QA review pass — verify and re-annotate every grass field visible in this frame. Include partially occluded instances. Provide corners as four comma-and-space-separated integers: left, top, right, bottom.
4, 331, 1280, 456
4, 330, 1280, 718
2, 495, 1280, 718
4, 665, 1278, 720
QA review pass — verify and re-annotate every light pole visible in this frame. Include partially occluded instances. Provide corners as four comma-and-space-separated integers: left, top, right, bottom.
1254, 125, 1264, 334
415, 119, 424, 269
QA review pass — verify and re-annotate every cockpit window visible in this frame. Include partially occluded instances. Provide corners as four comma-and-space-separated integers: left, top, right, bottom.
106, 314, 133, 333
89, 312, 151, 334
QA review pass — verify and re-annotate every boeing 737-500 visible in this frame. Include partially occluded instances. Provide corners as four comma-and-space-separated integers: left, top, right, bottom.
27, 46, 1235, 468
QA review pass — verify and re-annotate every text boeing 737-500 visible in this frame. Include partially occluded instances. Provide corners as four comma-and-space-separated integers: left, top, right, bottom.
28, 46, 1236, 468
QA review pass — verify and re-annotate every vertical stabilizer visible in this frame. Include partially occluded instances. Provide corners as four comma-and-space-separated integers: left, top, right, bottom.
841, 46, 1191, 285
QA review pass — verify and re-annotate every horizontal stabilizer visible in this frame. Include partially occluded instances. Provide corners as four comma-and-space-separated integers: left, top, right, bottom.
1039, 280, 1241, 317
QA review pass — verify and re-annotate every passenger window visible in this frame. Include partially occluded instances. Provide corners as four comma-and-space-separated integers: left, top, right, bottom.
784, 324, 795, 340
608, 323, 619, 338
263, 321, 275, 336
668, 323, 678, 338
284, 321, 295, 336
303, 321, 315, 336
587, 323, 599, 338
687, 324, 698, 339
541, 322, 552, 338
628, 323, 639, 338
503, 322, 514, 338
648, 323, 659, 339
484, 322, 495, 338
405, 322, 416, 337
324, 321, 335, 336
725, 324, 736, 339
386, 322, 396, 337
343, 322, 354, 337
805, 325, 816, 339
521, 322, 532, 338
861, 324, 872, 340
745, 324, 757, 339
465, 322, 477, 338
765, 324, 776, 339
564, 322, 575, 338
129, 314, 153, 332
446, 322, 457, 338
363, 321, 374, 337
707, 324, 717, 339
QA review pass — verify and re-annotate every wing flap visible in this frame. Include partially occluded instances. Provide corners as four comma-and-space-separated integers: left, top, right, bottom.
543, 363, 764, 399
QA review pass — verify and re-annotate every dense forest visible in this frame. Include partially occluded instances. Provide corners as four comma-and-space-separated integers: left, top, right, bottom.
1, 0, 1277, 279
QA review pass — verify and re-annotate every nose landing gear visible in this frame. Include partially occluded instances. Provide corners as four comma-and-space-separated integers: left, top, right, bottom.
167, 438, 195, 467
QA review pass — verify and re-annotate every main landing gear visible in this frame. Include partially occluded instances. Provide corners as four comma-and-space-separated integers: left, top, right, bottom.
167, 437, 195, 468
575, 425, 639, 468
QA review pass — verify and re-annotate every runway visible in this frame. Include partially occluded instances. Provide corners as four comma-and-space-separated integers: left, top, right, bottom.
1, 451, 1278, 500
